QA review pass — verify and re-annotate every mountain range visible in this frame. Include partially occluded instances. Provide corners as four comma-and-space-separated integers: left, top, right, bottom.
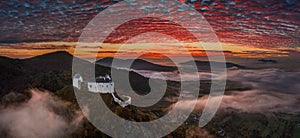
95, 57, 178, 72
0, 51, 248, 97
0, 51, 147, 96
96, 57, 247, 72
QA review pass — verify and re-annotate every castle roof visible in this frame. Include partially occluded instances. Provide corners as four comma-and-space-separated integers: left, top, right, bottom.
73, 73, 82, 79
89, 75, 112, 83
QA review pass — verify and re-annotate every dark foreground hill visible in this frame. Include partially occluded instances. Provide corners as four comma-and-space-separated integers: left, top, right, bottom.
0, 51, 152, 96
0, 51, 171, 137
0, 51, 79, 95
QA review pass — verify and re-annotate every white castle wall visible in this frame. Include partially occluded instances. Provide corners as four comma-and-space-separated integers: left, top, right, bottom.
87, 82, 114, 93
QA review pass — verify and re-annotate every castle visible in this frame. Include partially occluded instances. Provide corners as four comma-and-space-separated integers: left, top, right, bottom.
87, 74, 114, 93
73, 73, 131, 107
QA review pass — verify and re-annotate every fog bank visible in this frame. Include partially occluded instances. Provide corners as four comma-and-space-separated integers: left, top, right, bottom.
0, 89, 85, 138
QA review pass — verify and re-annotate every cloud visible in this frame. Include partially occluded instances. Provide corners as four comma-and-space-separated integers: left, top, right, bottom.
174, 90, 300, 114
132, 69, 217, 81
0, 39, 52, 44
0, 43, 75, 50
1, 0, 299, 48
232, 50, 289, 58
172, 68, 300, 113
226, 68, 300, 94
134, 67, 300, 94
216, 68, 300, 112
0, 89, 85, 138
199, 90, 299, 113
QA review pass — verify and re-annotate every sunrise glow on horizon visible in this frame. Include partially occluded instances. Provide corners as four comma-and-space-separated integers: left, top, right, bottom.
0, 41, 296, 59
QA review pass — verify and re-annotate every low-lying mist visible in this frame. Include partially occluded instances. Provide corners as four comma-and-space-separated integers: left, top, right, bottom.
161, 68, 300, 113
0, 89, 85, 138
179, 90, 300, 113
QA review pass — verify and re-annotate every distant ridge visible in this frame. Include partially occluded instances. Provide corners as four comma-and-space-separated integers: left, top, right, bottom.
96, 57, 178, 72
97, 57, 248, 72
181, 60, 247, 71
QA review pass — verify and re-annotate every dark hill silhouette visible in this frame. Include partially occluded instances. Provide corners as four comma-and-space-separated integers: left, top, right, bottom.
0, 51, 80, 95
0, 51, 249, 100
97, 57, 247, 72
23, 51, 74, 73
0, 51, 151, 96
96, 57, 177, 72
0, 56, 24, 77
258, 59, 278, 64
181, 60, 247, 71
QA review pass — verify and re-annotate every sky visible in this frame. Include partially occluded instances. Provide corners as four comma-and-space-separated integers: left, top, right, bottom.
0, 0, 299, 59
